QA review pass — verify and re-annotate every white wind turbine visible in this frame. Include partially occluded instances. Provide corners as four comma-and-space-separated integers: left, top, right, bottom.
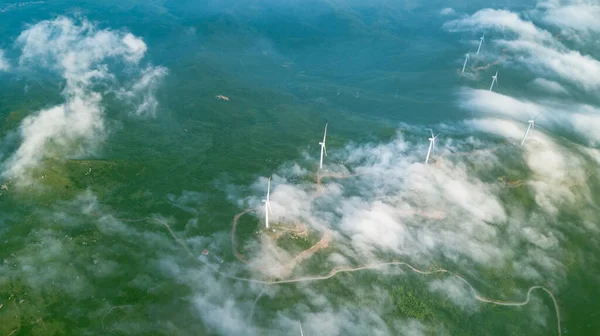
425, 129, 440, 164
319, 123, 328, 169
520, 112, 542, 147
476, 33, 484, 55
262, 177, 273, 229
461, 52, 470, 74
489, 70, 498, 91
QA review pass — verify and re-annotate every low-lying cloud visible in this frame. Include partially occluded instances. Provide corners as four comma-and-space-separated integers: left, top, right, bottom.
0, 49, 9, 71
459, 87, 600, 146
530, 78, 568, 94
443, 4, 600, 93
4, 2, 597, 335
537, 0, 600, 36
1, 16, 166, 183
200, 120, 577, 333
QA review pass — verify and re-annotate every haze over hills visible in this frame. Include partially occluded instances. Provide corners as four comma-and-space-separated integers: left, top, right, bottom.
1, 0, 599, 335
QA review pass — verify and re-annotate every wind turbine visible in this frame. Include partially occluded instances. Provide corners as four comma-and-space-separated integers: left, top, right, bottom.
299, 322, 304, 336
489, 70, 498, 91
262, 177, 273, 228
319, 123, 328, 169
461, 52, 470, 74
425, 129, 440, 164
476, 33, 484, 55
520, 112, 542, 146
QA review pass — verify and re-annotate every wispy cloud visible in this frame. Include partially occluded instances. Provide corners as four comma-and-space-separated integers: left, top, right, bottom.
530, 78, 568, 94
201, 123, 573, 333
0, 49, 9, 71
442, 9, 554, 41
4, 3, 592, 335
459, 87, 600, 146
230, 127, 575, 287
1, 16, 166, 184
116, 65, 168, 117
537, 0, 600, 36
443, 6, 600, 93
439, 8, 456, 16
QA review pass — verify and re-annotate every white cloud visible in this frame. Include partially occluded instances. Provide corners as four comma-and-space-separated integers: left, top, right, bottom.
440, 7, 456, 16
464, 118, 526, 143
538, 0, 600, 35
459, 87, 600, 146
444, 7, 600, 93
237, 132, 533, 278
193, 295, 255, 336
569, 113, 600, 145
4, 94, 105, 180
530, 78, 568, 94
498, 39, 600, 92
116, 65, 168, 117
2, 16, 166, 183
0, 49, 9, 71
442, 9, 554, 42
524, 136, 587, 214
428, 278, 478, 311
458, 88, 543, 121
3, 5, 590, 335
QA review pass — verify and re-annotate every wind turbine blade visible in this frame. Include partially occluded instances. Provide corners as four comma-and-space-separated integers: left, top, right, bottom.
324, 145, 327, 157
323, 123, 328, 142
319, 147, 324, 169
425, 141, 433, 164
534, 112, 542, 120
299, 322, 304, 336
265, 203, 269, 228
520, 124, 531, 146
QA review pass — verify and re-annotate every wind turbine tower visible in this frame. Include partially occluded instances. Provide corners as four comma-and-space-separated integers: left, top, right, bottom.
520, 112, 542, 146
461, 52, 470, 74
489, 70, 498, 91
476, 33, 484, 55
299, 322, 304, 336
262, 177, 273, 228
425, 130, 440, 164
319, 123, 328, 169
